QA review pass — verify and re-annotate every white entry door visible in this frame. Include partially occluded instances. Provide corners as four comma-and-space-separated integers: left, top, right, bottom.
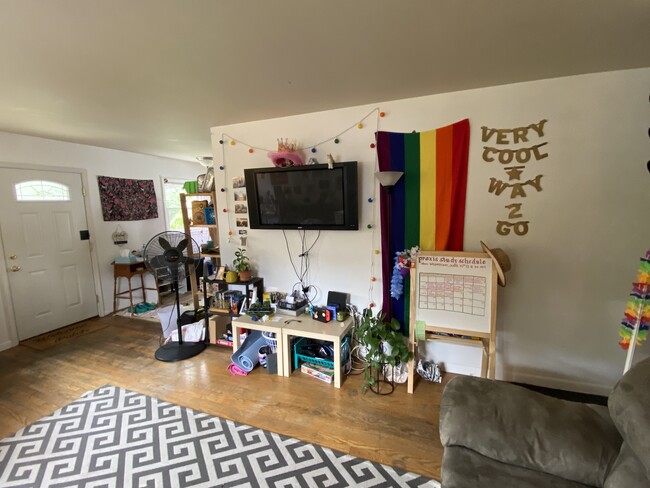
0, 168, 98, 340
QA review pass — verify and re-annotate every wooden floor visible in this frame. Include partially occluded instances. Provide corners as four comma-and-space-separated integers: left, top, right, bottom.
0, 315, 451, 481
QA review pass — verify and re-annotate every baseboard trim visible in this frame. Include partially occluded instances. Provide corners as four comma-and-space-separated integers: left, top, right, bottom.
0, 339, 18, 352
503, 371, 613, 397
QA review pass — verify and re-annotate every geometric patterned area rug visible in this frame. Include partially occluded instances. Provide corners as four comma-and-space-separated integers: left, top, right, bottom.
0, 386, 440, 487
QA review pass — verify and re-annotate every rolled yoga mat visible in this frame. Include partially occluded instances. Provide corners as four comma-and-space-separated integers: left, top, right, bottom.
231, 330, 268, 372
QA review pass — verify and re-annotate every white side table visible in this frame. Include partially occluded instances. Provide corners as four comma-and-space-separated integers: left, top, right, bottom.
231, 315, 285, 376
281, 315, 354, 388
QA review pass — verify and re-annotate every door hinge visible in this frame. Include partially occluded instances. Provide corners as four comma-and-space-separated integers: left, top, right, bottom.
82, 187, 87, 197
96, 294, 100, 305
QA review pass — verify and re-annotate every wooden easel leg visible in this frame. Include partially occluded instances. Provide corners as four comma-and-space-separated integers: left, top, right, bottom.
480, 340, 488, 378
407, 342, 418, 394
487, 334, 496, 379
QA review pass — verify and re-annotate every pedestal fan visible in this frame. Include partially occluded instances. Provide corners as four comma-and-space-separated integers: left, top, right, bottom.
143, 231, 206, 362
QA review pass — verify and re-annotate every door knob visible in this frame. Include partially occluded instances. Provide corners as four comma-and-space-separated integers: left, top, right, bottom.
10, 265, 21, 272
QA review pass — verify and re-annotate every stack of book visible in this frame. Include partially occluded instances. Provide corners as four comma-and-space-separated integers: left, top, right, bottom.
300, 363, 335, 384
212, 290, 247, 315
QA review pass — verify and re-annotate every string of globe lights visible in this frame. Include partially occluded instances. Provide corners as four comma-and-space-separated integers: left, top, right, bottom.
215, 107, 387, 310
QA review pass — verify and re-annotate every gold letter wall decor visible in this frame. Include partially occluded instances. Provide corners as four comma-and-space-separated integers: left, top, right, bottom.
482, 119, 548, 236
482, 143, 548, 164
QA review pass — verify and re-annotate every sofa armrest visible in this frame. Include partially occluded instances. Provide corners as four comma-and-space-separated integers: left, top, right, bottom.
440, 376, 621, 487
608, 357, 650, 478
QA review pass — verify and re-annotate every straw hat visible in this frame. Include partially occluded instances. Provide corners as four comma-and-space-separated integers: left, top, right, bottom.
480, 241, 511, 287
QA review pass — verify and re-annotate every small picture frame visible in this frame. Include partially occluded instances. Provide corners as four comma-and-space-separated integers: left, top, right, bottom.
232, 176, 245, 189
236, 217, 248, 228
215, 266, 226, 280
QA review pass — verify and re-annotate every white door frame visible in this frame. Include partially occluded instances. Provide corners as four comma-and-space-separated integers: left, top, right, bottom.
0, 161, 105, 348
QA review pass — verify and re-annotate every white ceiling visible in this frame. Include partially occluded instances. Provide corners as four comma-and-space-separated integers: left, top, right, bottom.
1, 0, 648, 162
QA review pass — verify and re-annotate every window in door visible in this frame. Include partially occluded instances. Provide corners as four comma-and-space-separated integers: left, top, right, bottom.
14, 180, 71, 201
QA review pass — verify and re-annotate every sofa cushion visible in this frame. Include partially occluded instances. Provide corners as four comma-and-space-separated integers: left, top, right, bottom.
442, 446, 595, 488
440, 376, 621, 487
604, 442, 650, 488
608, 357, 650, 478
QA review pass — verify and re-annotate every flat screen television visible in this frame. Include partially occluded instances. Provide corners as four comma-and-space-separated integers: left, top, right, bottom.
244, 161, 358, 230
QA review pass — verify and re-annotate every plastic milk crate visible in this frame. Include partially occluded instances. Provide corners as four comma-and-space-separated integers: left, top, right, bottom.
293, 336, 350, 371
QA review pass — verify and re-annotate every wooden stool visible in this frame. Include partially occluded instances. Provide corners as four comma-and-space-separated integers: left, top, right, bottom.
112, 261, 156, 313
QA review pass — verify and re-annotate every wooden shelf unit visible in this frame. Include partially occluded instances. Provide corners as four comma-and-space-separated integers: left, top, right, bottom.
205, 277, 264, 348
180, 191, 220, 309
206, 277, 264, 314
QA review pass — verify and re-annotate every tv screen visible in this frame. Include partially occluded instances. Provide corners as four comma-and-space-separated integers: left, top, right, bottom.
244, 162, 358, 230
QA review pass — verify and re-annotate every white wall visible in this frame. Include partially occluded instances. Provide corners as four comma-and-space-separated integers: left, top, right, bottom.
211, 68, 650, 395
0, 133, 201, 349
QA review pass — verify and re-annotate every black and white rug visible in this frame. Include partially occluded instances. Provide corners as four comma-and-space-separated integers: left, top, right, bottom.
0, 386, 439, 487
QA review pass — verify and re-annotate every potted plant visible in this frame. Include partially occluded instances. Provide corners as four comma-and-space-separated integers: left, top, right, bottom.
355, 309, 413, 394
233, 248, 252, 282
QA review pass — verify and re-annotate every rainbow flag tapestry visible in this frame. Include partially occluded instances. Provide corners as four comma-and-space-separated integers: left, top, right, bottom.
376, 119, 470, 329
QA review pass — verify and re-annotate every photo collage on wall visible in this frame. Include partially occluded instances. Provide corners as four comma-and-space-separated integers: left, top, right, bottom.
232, 176, 248, 245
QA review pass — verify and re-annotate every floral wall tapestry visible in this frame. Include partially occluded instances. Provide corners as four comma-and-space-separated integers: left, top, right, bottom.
376, 118, 470, 330
97, 176, 158, 221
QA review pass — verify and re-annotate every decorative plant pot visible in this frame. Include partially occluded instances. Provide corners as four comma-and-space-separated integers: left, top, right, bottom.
369, 362, 395, 395
225, 270, 238, 283
238, 270, 251, 282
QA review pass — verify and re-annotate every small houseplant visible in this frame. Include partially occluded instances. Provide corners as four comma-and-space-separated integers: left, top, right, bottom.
233, 248, 251, 282
355, 309, 413, 394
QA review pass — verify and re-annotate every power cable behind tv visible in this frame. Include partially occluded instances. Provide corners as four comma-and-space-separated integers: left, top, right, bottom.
283, 229, 321, 305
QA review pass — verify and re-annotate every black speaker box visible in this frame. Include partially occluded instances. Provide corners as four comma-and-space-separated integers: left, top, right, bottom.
266, 353, 278, 374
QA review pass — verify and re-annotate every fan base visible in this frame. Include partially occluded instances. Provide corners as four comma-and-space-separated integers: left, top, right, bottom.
155, 342, 206, 362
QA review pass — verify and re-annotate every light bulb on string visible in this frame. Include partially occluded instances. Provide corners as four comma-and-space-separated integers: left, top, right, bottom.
219, 107, 380, 156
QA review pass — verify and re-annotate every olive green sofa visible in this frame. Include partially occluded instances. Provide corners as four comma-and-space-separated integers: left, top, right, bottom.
439, 357, 650, 488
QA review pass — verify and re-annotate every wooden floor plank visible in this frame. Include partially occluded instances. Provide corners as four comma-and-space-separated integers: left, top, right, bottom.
0, 315, 449, 481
